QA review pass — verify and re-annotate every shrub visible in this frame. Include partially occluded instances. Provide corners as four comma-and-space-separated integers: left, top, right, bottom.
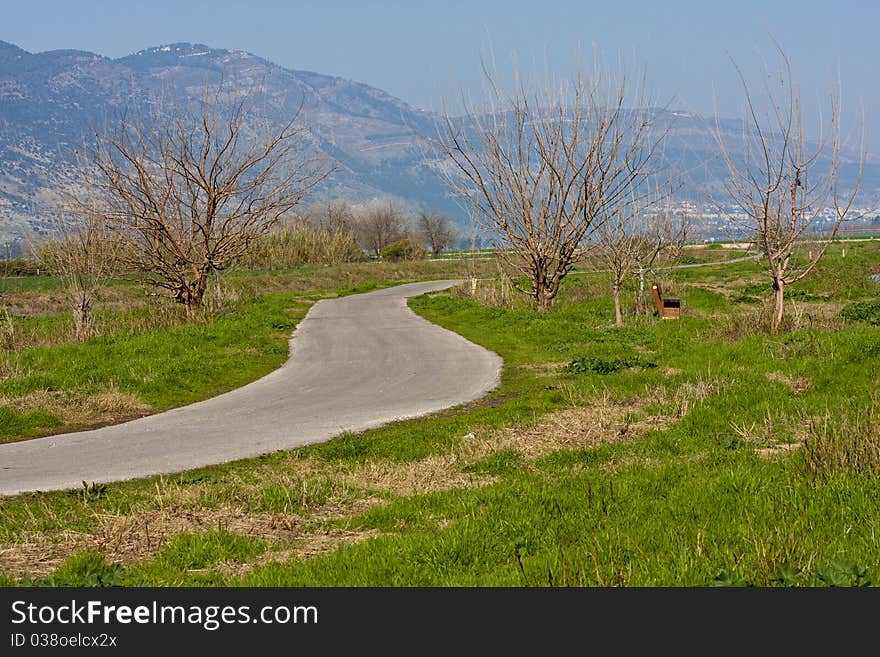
381, 238, 427, 262
564, 355, 656, 374
841, 299, 880, 326
673, 255, 705, 265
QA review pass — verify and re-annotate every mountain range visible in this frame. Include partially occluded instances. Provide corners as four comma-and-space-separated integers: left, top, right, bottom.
1, 39, 877, 248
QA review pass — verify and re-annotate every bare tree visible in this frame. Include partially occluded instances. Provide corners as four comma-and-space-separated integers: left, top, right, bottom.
437, 64, 665, 311
300, 197, 357, 235
417, 209, 458, 255
79, 97, 330, 313
714, 44, 864, 333
35, 209, 117, 340
595, 206, 687, 326
356, 198, 406, 257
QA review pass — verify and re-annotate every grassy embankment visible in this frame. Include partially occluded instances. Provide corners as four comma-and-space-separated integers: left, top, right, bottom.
0, 241, 878, 586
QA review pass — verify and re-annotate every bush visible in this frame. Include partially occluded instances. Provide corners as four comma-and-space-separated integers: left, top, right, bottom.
381, 238, 427, 262
673, 255, 705, 265
841, 299, 880, 326
564, 355, 656, 374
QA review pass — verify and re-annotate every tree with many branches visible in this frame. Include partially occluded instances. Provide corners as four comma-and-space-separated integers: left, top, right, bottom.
356, 198, 407, 257
35, 208, 118, 340
437, 64, 666, 312
714, 43, 864, 333
79, 95, 330, 312
417, 209, 458, 255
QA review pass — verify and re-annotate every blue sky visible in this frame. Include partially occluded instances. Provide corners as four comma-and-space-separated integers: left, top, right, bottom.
3, 0, 878, 149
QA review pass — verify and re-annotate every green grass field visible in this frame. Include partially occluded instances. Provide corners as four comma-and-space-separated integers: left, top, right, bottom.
0, 242, 878, 587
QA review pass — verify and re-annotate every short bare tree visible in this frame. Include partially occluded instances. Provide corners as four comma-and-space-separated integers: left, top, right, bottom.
437, 64, 665, 311
715, 44, 864, 333
596, 206, 687, 326
35, 209, 117, 340
417, 209, 458, 255
80, 97, 329, 313
356, 198, 406, 257
301, 198, 357, 235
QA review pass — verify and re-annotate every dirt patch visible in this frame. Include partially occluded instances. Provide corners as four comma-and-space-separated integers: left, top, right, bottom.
431, 394, 513, 418
517, 362, 569, 377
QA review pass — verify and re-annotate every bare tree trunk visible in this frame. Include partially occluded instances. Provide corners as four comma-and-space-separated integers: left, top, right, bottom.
535, 284, 552, 313
771, 277, 785, 334
613, 280, 623, 327
635, 268, 646, 315
177, 274, 209, 315
73, 292, 94, 341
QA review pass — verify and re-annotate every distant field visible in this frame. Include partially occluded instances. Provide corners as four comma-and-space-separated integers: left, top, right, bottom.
0, 242, 878, 586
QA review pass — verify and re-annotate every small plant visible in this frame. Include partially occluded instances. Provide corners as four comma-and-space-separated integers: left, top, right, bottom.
770, 560, 872, 587
46, 552, 123, 587
175, 472, 226, 485
564, 355, 656, 375
72, 480, 109, 502
711, 569, 749, 587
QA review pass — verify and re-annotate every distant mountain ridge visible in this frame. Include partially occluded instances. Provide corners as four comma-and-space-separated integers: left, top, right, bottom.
0, 39, 447, 245
0, 39, 877, 246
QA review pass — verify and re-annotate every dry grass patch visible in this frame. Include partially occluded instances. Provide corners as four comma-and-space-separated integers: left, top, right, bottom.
755, 443, 803, 460
345, 456, 496, 497
214, 527, 380, 579
646, 377, 727, 419
0, 386, 152, 429
765, 371, 812, 395
480, 395, 675, 460
517, 361, 570, 376
0, 495, 384, 579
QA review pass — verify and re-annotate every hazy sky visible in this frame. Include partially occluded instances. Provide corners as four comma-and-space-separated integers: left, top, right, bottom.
3, 0, 879, 150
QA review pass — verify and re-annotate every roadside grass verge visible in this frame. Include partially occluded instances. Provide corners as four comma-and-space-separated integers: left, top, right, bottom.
0, 293, 309, 442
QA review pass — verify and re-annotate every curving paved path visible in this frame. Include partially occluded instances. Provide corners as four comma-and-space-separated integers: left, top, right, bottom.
0, 280, 502, 496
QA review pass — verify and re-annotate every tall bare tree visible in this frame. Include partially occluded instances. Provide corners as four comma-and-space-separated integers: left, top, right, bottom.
35, 209, 118, 340
715, 44, 864, 333
417, 209, 458, 255
437, 64, 665, 311
596, 206, 687, 326
80, 97, 329, 312
356, 198, 406, 257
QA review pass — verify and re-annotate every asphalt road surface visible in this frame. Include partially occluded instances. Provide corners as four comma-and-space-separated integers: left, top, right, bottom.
0, 280, 502, 495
